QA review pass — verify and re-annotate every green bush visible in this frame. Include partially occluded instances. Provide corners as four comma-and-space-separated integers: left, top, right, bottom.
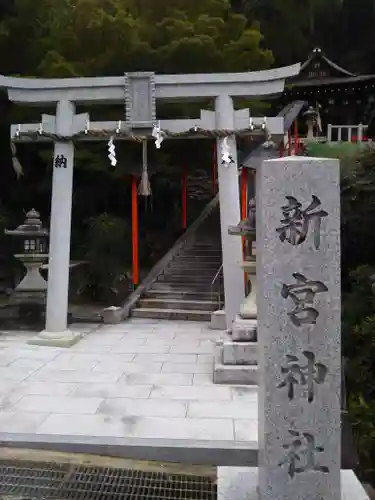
76, 213, 132, 303
348, 393, 375, 482
306, 140, 367, 160
343, 266, 375, 483
306, 138, 375, 483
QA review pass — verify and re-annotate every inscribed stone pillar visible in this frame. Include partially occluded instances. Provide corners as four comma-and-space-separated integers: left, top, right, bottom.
215, 94, 244, 329
256, 157, 341, 500
46, 102, 75, 334
30, 100, 82, 346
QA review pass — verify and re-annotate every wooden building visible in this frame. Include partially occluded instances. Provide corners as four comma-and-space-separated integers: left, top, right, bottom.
279, 48, 375, 140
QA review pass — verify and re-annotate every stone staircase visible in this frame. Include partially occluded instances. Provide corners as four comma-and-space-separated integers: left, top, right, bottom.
132, 211, 223, 321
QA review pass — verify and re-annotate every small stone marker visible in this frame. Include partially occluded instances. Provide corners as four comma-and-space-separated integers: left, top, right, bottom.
256, 157, 341, 500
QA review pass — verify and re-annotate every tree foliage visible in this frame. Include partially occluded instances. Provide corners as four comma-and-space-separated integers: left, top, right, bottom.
241, 0, 375, 73
0, 0, 273, 77
2, 0, 375, 77
0, 0, 276, 303
342, 265, 375, 483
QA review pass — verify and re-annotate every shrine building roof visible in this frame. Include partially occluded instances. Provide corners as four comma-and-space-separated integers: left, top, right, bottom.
287, 47, 375, 89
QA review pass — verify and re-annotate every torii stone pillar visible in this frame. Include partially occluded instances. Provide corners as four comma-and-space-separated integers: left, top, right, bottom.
215, 95, 244, 329
29, 101, 88, 347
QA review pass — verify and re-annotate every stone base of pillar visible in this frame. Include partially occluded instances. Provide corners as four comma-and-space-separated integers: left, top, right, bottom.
101, 306, 123, 324
222, 340, 257, 365
232, 315, 257, 341
216, 468, 370, 500
240, 260, 257, 320
213, 338, 258, 385
209, 309, 226, 330
28, 330, 82, 348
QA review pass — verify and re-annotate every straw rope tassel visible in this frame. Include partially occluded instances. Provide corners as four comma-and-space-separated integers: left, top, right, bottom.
11, 141, 23, 179
138, 140, 151, 196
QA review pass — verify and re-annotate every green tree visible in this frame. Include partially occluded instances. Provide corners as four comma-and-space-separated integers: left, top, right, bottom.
0, 0, 273, 77
340, 0, 375, 73
241, 0, 343, 67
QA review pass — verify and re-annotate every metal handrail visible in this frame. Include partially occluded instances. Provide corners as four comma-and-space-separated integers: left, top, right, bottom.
211, 263, 223, 308
211, 264, 223, 288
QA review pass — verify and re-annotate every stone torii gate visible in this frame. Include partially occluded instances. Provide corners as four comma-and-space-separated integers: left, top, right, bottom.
0, 64, 300, 346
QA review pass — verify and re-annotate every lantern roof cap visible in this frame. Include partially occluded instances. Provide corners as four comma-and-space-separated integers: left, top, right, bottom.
4, 208, 48, 237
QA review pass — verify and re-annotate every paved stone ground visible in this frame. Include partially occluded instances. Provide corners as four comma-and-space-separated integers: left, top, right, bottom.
0, 319, 258, 445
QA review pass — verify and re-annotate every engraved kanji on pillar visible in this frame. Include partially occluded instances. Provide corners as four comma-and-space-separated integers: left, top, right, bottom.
257, 157, 341, 500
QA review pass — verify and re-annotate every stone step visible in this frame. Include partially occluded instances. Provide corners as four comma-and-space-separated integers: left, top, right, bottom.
188, 242, 220, 248
146, 290, 224, 301
222, 341, 258, 365
169, 263, 220, 276
181, 255, 221, 261
157, 275, 214, 283
138, 298, 218, 312
151, 282, 222, 292
170, 265, 221, 272
168, 262, 221, 270
151, 282, 215, 292
179, 255, 222, 261
183, 249, 222, 255
169, 259, 221, 265
164, 267, 219, 275
213, 363, 258, 385
159, 271, 216, 280
164, 270, 220, 279
181, 249, 221, 255
132, 307, 211, 321
175, 265, 221, 272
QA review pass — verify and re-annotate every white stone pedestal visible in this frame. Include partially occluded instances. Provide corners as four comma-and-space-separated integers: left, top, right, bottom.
13, 254, 48, 295
102, 306, 123, 324
28, 329, 81, 347
210, 309, 226, 330
217, 468, 371, 500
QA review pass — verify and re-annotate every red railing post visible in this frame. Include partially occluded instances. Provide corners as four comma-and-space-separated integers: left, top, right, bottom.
131, 175, 139, 288
294, 119, 299, 154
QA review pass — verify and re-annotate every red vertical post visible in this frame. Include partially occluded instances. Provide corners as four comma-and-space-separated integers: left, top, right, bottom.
212, 142, 217, 196
294, 119, 299, 154
182, 167, 187, 230
288, 129, 292, 156
279, 141, 285, 157
131, 175, 139, 288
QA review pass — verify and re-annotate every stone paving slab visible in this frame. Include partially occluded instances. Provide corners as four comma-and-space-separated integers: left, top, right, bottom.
0, 320, 258, 448
120, 372, 194, 386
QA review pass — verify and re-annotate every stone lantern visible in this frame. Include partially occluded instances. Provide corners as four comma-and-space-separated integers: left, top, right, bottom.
227, 200, 257, 323
213, 197, 258, 385
303, 106, 318, 140
5, 209, 49, 311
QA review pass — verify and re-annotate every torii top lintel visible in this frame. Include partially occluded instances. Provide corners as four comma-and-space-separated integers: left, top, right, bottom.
0, 64, 300, 105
